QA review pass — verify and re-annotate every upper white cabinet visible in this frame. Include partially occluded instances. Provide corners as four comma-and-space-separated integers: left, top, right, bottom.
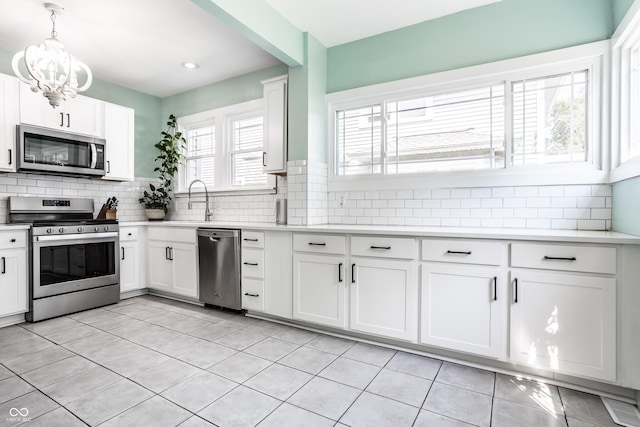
103, 103, 135, 181
0, 74, 19, 172
19, 84, 104, 137
262, 75, 287, 174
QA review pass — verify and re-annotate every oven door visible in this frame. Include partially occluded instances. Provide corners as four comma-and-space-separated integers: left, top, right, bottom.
32, 232, 120, 299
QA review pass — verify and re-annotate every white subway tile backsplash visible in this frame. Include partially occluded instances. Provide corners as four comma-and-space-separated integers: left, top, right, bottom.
471, 188, 491, 198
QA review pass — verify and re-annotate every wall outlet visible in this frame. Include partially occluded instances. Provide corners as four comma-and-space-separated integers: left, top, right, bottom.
339, 195, 346, 207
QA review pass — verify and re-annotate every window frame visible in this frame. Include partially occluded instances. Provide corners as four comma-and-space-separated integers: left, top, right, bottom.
327, 41, 608, 191
175, 99, 276, 195
611, 0, 640, 183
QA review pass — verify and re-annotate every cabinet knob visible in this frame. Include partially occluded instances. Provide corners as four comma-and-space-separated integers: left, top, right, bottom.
10, 239, 15, 243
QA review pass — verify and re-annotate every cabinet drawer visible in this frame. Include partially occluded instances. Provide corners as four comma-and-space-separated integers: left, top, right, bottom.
511, 243, 616, 274
242, 231, 264, 248
242, 278, 264, 311
120, 227, 138, 242
351, 236, 415, 259
293, 233, 346, 255
422, 239, 506, 266
148, 227, 196, 244
0, 230, 27, 249
242, 248, 264, 279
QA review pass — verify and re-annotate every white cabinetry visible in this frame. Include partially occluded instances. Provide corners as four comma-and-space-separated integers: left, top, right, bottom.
147, 227, 198, 299
241, 231, 265, 312
103, 103, 135, 181
119, 227, 145, 295
420, 239, 507, 359
19, 85, 103, 137
509, 243, 617, 381
0, 230, 27, 318
350, 236, 418, 342
293, 234, 347, 328
261, 75, 287, 174
0, 73, 19, 172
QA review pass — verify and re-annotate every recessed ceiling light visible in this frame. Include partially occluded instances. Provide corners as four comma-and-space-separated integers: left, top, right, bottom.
181, 62, 200, 70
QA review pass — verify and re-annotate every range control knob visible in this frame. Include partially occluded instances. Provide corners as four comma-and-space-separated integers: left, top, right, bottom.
103, 226, 109, 232
77, 227, 83, 233
46, 228, 53, 234
94, 226, 100, 232
58, 227, 64, 233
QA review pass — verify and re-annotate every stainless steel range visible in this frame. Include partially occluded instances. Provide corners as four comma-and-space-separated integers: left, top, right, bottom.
9, 197, 120, 322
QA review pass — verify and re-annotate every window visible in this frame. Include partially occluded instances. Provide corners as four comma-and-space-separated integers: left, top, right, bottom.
177, 100, 275, 193
329, 42, 605, 189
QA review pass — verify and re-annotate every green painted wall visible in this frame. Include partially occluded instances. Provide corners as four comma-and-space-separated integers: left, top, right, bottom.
614, 0, 636, 27
327, 0, 614, 93
612, 176, 640, 235
161, 64, 287, 119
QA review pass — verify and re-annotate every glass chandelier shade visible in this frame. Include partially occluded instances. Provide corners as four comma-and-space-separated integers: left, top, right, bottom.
11, 3, 92, 108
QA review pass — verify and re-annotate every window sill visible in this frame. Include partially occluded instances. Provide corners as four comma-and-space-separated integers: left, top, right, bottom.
328, 168, 609, 192
610, 157, 640, 183
174, 186, 277, 197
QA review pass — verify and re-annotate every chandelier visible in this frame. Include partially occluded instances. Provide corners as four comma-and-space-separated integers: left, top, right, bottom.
11, 3, 92, 108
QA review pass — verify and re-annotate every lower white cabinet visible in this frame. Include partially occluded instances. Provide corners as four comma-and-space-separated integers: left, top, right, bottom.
119, 227, 145, 294
0, 230, 27, 317
293, 253, 347, 328
147, 227, 198, 299
350, 257, 417, 342
421, 263, 506, 358
510, 269, 616, 381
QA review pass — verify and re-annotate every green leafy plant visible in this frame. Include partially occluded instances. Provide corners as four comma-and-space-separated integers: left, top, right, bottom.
138, 114, 185, 213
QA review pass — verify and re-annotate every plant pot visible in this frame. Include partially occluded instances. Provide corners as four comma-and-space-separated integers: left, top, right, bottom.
145, 209, 166, 221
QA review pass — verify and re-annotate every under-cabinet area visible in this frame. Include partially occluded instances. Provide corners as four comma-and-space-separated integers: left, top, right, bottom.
112, 224, 640, 394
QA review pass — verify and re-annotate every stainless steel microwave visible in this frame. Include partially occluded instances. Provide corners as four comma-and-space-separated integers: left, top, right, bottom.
16, 124, 106, 177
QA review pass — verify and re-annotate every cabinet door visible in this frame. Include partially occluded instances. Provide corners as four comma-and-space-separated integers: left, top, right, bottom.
62, 95, 104, 137
103, 103, 134, 181
510, 270, 616, 381
0, 249, 27, 316
293, 253, 346, 328
350, 257, 417, 342
421, 263, 506, 358
264, 231, 292, 319
119, 241, 138, 293
171, 243, 198, 298
147, 241, 173, 292
19, 84, 63, 129
0, 74, 18, 172
262, 76, 287, 173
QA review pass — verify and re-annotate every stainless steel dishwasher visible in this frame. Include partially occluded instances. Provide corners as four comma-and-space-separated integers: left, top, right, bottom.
197, 229, 241, 310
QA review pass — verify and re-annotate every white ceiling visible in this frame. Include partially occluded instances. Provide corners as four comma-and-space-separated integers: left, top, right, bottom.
264, 0, 503, 47
0, 0, 503, 98
0, 0, 282, 98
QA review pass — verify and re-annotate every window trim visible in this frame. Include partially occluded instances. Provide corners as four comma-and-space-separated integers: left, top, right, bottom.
175, 99, 276, 195
327, 41, 609, 191
611, 0, 640, 182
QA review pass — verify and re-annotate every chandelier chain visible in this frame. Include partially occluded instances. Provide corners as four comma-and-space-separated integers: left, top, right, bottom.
50, 9, 57, 38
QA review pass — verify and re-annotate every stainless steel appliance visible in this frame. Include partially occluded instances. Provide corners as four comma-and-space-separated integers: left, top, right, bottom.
197, 229, 241, 310
9, 197, 120, 322
16, 124, 106, 177
275, 198, 287, 225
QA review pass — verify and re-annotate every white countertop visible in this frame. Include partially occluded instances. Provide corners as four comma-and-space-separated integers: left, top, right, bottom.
0, 224, 34, 231
119, 220, 640, 244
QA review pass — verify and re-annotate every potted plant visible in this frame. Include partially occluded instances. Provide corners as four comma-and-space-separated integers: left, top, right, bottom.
139, 114, 185, 220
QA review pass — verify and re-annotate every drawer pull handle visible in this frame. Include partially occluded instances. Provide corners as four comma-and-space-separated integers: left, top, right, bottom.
493, 277, 497, 301
308, 242, 326, 246
243, 238, 259, 242
370, 245, 391, 250
121, 247, 125, 260
10, 239, 15, 243
543, 256, 577, 261
128, 233, 132, 236
243, 262, 258, 266
447, 250, 472, 255
514, 278, 518, 303
1, 257, 4, 274
338, 262, 343, 283
244, 292, 259, 297
351, 263, 356, 283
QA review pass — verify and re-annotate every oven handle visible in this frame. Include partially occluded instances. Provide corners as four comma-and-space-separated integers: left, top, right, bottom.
34, 231, 119, 242
89, 143, 98, 169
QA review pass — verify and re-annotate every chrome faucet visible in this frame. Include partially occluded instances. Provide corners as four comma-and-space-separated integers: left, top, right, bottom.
187, 179, 212, 222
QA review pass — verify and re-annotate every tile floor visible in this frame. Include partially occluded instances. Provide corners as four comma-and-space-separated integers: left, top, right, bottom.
0, 295, 623, 426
